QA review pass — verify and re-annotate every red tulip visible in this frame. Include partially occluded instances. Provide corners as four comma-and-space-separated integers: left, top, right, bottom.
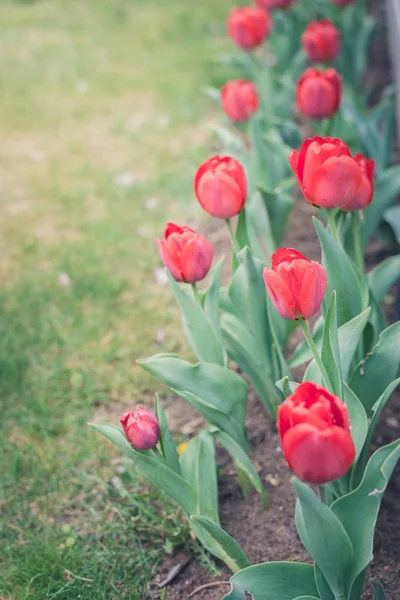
221, 79, 259, 123
157, 223, 213, 283
296, 68, 341, 120
278, 382, 356, 484
120, 407, 160, 450
263, 248, 327, 320
255, 0, 296, 9
331, 0, 357, 6
194, 156, 247, 219
302, 20, 340, 63
289, 137, 375, 210
227, 6, 272, 50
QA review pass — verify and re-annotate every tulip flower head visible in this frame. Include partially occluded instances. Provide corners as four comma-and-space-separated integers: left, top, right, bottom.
227, 6, 272, 50
194, 156, 247, 219
289, 137, 375, 210
296, 68, 341, 120
221, 79, 259, 123
278, 382, 356, 484
120, 407, 160, 450
157, 223, 213, 283
302, 20, 340, 63
255, 0, 296, 9
263, 248, 327, 320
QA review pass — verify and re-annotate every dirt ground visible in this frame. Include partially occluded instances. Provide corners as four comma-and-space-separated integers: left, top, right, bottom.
150, 2, 400, 599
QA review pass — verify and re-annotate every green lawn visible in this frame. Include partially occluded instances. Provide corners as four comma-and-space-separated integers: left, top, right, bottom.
0, 1, 236, 597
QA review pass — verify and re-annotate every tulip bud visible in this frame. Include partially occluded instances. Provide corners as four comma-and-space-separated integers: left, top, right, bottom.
120, 407, 160, 450
296, 68, 341, 120
221, 79, 259, 123
157, 223, 213, 283
278, 382, 356, 484
227, 6, 272, 51
263, 248, 327, 320
194, 156, 247, 219
301, 20, 340, 63
255, 0, 296, 9
289, 136, 375, 210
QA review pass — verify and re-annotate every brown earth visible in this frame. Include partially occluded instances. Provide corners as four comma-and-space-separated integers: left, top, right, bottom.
149, 2, 400, 599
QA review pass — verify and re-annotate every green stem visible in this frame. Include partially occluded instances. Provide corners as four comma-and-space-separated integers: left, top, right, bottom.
225, 218, 241, 258
317, 484, 328, 504
327, 209, 339, 245
352, 211, 364, 275
299, 319, 332, 392
191, 282, 202, 305
323, 115, 335, 138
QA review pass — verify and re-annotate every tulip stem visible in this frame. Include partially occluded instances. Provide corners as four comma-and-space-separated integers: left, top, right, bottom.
317, 484, 328, 504
225, 218, 241, 258
327, 209, 339, 245
352, 211, 364, 274
191, 283, 202, 305
299, 319, 333, 392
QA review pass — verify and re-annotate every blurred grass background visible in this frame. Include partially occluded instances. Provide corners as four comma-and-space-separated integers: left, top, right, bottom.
0, 0, 236, 597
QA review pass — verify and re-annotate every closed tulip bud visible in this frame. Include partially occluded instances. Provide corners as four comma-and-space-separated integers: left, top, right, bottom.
194, 156, 247, 219
157, 223, 213, 283
255, 0, 296, 9
263, 248, 327, 320
289, 136, 375, 210
296, 68, 341, 120
120, 407, 160, 450
302, 20, 340, 63
227, 6, 272, 50
221, 79, 259, 123
331, 0, 357, 6
278, 382, 356, 484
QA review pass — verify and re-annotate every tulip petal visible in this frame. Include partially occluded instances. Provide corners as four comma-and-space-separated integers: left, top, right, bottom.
292, 259, 327, 319
263, 267, 296, 320
156, 238, 184, 282
181, 238, 214, 283
310, 155, 362, 209
271, 247, 308, 269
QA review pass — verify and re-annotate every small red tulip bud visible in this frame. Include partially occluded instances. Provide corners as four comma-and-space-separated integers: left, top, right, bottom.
227, 6, 272, 51
289, 136, 375, 210
157, 223, 213, 283
278, 382, 356, 484
120, 407, 160, 450
296, 68, 341, 120
221, 79, 259, 123
302, 20, 340, 63
263, 248, 327, 320
194, 156, 247, 219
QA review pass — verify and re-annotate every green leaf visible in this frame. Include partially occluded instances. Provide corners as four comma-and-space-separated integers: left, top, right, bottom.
216, 430, 267, 506
138, 354, 248, 433
371, 580, 387, 600
175, 389, 248, 451
258, 187, 294, 249
293, 479, 353, 598
383, 206, 400, 244
245, 189, 276, 262
289, 317, 323, 368
332, 439, 400, 596
190, 516, 251, 573
204, 258, 227, 366
275, 376, 298, 398
367, 255, 400, 303
364, 166, 400, 245
91, 423, 197, 514
293, 597, 320, 600
223, 562, 319, 600
167, 271, 224, 365
321, 292, 342, 396
350, 322, 400, 414
314, 217, 368, 326
155, 394, 180, 474
339, 308, 371, 380
343, 384, 368, 462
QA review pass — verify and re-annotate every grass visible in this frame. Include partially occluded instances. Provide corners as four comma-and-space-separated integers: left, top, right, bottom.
0, 0, 237, 597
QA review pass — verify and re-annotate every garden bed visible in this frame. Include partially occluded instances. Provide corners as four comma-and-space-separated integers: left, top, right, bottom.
151, 1, 400, 598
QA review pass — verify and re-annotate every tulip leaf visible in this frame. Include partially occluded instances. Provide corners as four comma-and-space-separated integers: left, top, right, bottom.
175, 389, 248, 451
339, 308, 371, 380
138, 354, 248, 436
343, 384, 368, 461
204, 257, 227, 366
155, 394, 180, 474
166, 271, 225, 366
332, 439, 400, 596
367, 254, 400, 303
349, 321, 400, 415
314, 217, 368, 327
321, 292, 342, 397
245, 189, 277, 262
259, 186, 294, 249
293, 479, 353, 599
371, 580, 387, 600
289, 317, 323, 368
222, 562, 319, 600
216, 430, 267, 506
190, 516, 251, 573
363, 165, 400, 245
383, 205, 400, 243
314, 567, 335, 600
275, 376, 298, 398
90, 423, 197, 515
